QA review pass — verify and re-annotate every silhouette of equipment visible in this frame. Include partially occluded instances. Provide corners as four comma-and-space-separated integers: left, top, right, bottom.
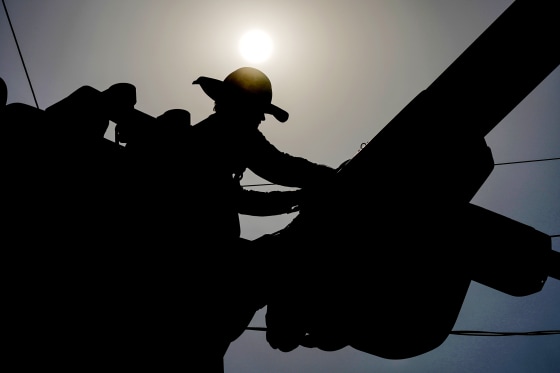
260, 0, 560, 359
1, 79, 199, 369
1, 0, 559, 367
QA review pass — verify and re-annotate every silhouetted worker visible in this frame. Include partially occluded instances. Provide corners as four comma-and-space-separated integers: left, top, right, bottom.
190, 67, 334, 238
182, 66, 335, 370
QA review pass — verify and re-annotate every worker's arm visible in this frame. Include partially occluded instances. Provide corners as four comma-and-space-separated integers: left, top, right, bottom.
246, 131, 336, 189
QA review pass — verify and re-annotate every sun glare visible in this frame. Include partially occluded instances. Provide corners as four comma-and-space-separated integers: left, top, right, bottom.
239, 30, 273, 63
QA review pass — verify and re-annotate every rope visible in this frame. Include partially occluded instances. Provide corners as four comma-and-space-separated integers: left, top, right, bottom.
2, 0, 40, 109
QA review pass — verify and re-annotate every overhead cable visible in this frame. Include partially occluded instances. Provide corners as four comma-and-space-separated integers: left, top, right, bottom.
494, 156, 560, 166
245, 326, 560, 337
241, 156, 560, 188
2, 0, 39, 109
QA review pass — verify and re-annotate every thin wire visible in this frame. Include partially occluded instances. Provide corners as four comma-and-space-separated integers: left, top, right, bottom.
245, 326, 560, 337
449, 330, 560, 336
246, 327, 267, 331
494, 157, 560, 166
241, 157, 560, 188
242, 183, 275, 187
2, 0, 40, 109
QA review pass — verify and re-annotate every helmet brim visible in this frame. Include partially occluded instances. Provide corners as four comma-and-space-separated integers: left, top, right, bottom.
193, 76, 289, 123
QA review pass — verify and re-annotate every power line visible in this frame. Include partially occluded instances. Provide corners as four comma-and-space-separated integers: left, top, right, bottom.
242, 183, 276, 187
246, 327, 267, 331
449, 330, 560, 337
494, 156, 560, 166
245, 326, 560, 337
2, 0, 39, 109
241, 156, 560, 188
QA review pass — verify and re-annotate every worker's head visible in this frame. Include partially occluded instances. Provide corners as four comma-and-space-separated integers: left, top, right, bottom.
193, 67, 288, 128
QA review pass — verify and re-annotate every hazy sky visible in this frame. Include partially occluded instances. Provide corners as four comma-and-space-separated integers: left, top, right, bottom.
2, 1, 558, 372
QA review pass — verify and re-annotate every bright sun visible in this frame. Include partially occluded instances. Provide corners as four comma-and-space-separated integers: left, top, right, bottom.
239, 30, 273, 63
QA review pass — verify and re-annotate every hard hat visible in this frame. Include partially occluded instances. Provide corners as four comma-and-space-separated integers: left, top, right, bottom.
193, 67, 289, 123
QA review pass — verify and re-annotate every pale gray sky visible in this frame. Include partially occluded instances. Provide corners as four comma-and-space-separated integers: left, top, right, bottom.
1, 1, 558, 372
